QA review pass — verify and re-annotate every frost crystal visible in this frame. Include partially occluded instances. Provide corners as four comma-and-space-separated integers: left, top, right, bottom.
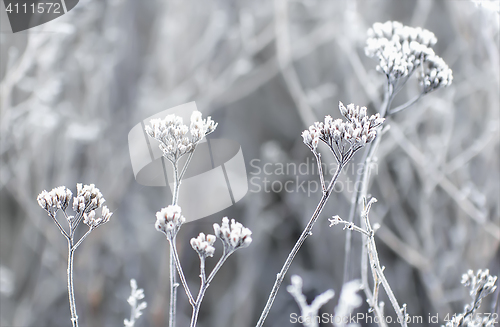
213, 217, 252, 252
145, 111, 217, 163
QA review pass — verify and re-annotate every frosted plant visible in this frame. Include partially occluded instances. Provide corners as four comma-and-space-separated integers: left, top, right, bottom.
37, 184, 113, 327
256, 101, 384, 327
213, 217, 253, 252
330, 198, 409, 327
365, 21, 452, 115
333, 280, 363, 327
166, 217, 252, 327
442, 270, 498, 327
145, 111, 217, 164
287, 275, 335, 327
302, 102, 385, 164
124, 279, 147, 327
340, 22, 454, 321
145, 110, 217, 327
287, 276, 363, 327
420, 54, 454, 94
155, 205, 186, 238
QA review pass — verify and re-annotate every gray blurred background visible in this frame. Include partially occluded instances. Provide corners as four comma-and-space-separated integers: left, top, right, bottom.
1, 0, 499, 326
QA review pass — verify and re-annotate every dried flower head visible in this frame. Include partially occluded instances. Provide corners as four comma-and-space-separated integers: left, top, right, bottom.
83, 205, 113, 229
72, 183, 106, 214
443, 269, 498, 327
461, 269, 497, 311
145, 111, 217, 162
366, 21, 436, 80
155, 205, 185, 237
37, 186, 73, 214
365, 21, 452, 93
302, 102, 385, 163
420, 54, 453, 93
190, 232, 216, 258
213, 217, 252, 253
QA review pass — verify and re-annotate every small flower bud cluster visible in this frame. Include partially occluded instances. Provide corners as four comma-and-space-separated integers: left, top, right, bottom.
190, 233, 216, 258
443, 270, 498, 327
365, 21, 452, 92
302, 102, 385, 161
213, 217, 252, 252
461, 269, 497, 311
37, 186, 73, 214
37, 184, 113, 231
155, 205, 185, 237
145, 111, 217, 162
190, 111, 217, 144
72, 183, 106, 214
83, 205, 113, 229
124, 279, 147, 327
72, 183, 112, 228
420, 55, 453, 93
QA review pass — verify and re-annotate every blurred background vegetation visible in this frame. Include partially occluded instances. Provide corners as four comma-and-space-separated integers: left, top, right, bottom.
0, 0, 499, 326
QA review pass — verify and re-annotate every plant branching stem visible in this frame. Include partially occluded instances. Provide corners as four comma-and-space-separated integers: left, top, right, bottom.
189, 251, 231, 327
255, 162, 343, 327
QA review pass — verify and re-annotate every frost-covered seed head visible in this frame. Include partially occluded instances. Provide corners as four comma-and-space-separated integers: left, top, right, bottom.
190, 232, 216, 258
72, 183, 106, 214
145, 111, 217, 162
155, 205, 185, 237
365, 20, 453, 90
37, 186, 73, 214
419, 55, 453, 93
213, 217, 252, 252
303, 102, 385, 162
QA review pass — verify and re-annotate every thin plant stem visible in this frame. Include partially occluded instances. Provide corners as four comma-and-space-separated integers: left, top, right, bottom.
169, 159, 180, 327
343, 80, 394, 284
388, 93, 424, 115
189, 251, 230, 327
255, 163, 343, 327
361, 200, 407, 326
170, 237, 195, 305
67, 245, 78, 327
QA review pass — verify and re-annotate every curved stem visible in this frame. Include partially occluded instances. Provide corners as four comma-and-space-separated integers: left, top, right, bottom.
255, 164, 343, 327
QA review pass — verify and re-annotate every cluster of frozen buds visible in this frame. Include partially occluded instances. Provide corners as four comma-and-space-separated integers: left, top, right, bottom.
302, 102, 385, 162
72, 183, 112, 229
37, 184, 112, 229
37, 186, 73, 215
461, 269, 497, 312
443, 269, 498, 327
190, 233, 216, 258
213, 217, 252, 253
420, 55, 453, 93
145, 111, 217, 162
365, 21, 452, 92
155, 205, 186, 237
